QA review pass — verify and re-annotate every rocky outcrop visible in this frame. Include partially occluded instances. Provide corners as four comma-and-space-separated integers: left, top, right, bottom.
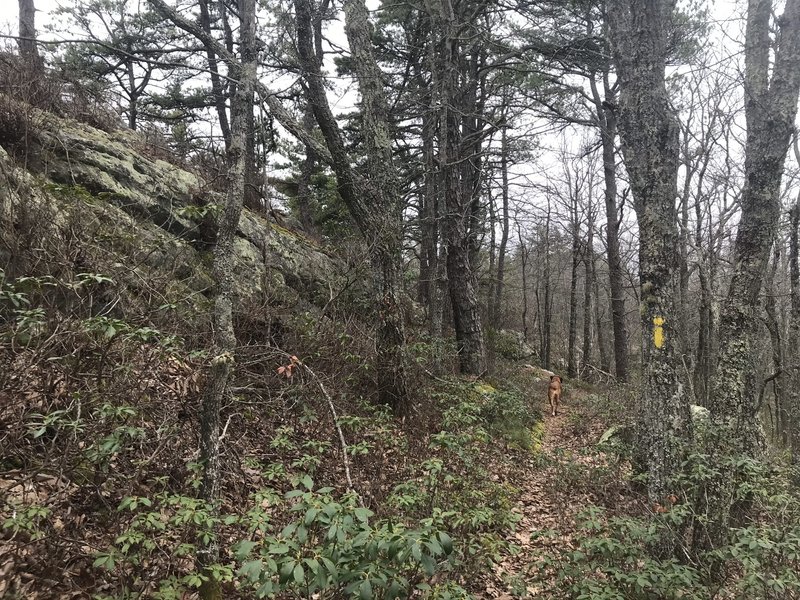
0, 105, 343, 316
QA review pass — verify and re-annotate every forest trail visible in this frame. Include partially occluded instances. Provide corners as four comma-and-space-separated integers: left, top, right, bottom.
483, 387, 616, 598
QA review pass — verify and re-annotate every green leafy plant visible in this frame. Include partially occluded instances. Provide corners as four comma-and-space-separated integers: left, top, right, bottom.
530, 450, 800, 600
235, 478, 455, 598
98, 475, 455, 599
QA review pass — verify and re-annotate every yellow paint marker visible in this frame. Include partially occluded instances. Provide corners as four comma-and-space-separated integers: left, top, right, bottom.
653, 316, 665, 349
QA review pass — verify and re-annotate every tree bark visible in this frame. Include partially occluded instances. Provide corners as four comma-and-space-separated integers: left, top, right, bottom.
593, 249, 612, 373
295, 0, 409, 411
492, 124, 511, 329
198, 0, 232, 149
709, 0, 800, 452
582, 200, 595, 375
195, 2, 256, 598
763, 247, 786, 444
295, 105, 318, 234
542, 201, 552, 370
590, 71, 629, 381
789, 195, 800, 466
567, 219, 580, 378
429, 0, 487, 374
607, 0, 691, 501
419, 97, 438, 314
678, 191, 691, 367
18, 0, 43, 75
518, 223, 530, 342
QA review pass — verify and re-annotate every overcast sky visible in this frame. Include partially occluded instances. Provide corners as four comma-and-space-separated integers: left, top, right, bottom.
2, 1, 69, 37
0, 0, 767, 236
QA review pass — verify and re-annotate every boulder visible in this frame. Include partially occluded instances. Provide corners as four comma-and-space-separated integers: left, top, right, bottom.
0, 105, 345, 317
491, 328, 537, 360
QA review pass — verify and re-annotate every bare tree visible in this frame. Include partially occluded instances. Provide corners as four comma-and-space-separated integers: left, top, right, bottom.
709, 0, 800, 452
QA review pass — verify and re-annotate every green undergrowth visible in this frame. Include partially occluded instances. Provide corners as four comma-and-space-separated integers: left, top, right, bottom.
527, 413, 800, 600
1, 269, 543, 598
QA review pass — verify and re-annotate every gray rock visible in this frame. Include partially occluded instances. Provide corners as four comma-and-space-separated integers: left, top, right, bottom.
0, 108, 344, 315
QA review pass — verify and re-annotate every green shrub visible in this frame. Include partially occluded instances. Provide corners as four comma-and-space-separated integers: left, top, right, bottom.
530, 450, 800, 600
235, 480, 455, 598
100, 477, 456, 599
388, 380, 529, 577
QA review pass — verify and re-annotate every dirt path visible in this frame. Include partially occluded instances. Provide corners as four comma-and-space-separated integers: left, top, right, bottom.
482, 392, 610, 598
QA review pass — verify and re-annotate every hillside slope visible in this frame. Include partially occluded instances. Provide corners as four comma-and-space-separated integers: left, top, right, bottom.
1, 103, 343, 318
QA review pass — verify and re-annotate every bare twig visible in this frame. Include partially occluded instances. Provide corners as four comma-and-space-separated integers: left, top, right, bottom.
300, 361, 356, 494
755, 364, 800, 416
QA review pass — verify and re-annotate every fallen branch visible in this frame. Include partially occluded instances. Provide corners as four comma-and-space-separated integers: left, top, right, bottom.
300, 362, 356, 494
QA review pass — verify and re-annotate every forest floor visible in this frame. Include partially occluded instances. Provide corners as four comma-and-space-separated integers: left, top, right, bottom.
481, 385, 637, 598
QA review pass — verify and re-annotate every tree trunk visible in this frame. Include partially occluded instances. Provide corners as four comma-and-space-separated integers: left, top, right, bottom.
18, 0, 43, 75
764, 247, 785, 444
295, 0, 409, 412
567, 227, 580, 378
419, 100, 438, 313
542, 201, 552, 370
492, 124, 511, 329
789, 195, 800, 466
295, 105, 318, 234
590, 71, 629, 382
711, 0, 800, 453
709, 0, 800, 452
678, 193, 691, 370
430, 242, 448, 338
582, 202, 595, 375
693, 192, 718, 406
196, 2, 256, 598
487, 188, 497, 324
126, 63, 139, 130
607, 0, 691, 501
198, 0, 231, 149
695, 265, 713, 405
593, 250, 612, 373
431, 0, 486, 374
518, 223, 529, 342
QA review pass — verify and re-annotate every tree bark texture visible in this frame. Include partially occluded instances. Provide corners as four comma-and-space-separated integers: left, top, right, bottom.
196, 2, 256, 598
607, 0, 691, 501
710, 0, 800, 452
789, 197, 800, 466
428, 0, 487, 374
296, 0, 409, 412
590, 71, 629, 381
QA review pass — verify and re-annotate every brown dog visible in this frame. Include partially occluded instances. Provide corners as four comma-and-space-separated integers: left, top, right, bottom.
548, 375, 562, 417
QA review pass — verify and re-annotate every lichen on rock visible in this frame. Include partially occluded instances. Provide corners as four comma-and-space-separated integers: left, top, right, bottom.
0, 104, 345, 317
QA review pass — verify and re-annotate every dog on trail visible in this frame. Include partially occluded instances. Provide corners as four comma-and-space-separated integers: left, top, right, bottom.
548, 375, 562, 417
